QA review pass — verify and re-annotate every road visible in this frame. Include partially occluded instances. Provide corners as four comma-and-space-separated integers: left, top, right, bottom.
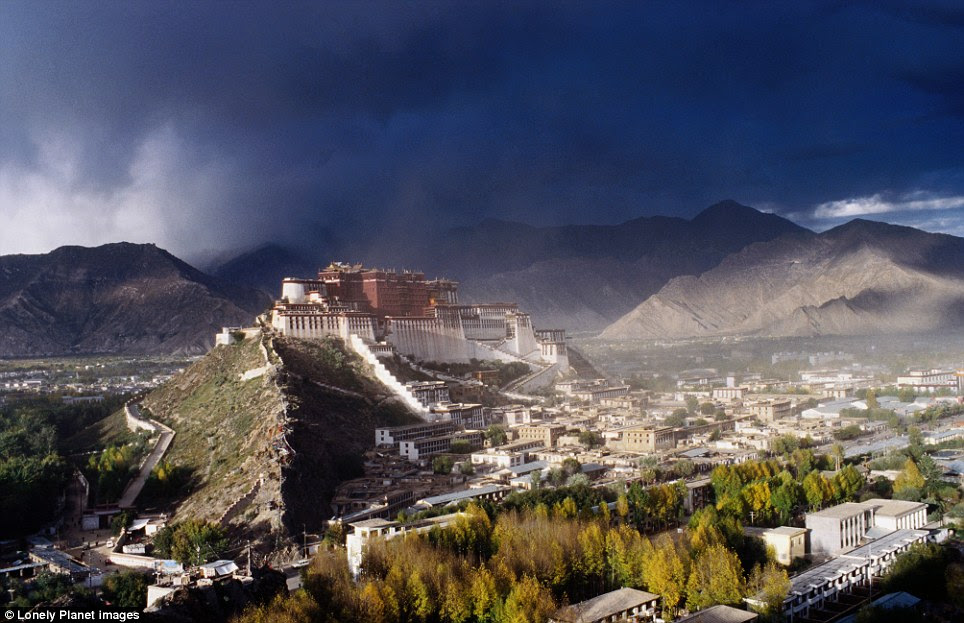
117, 404, 175, 508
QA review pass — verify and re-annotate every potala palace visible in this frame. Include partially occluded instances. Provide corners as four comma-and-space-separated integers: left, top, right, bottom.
229, 262, 570, 391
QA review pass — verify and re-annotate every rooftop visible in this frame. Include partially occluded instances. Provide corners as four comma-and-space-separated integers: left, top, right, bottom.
806, 502, 872, 520
552, 587, 659, 623
861, 498, 927, 517
674, 604, 759, 623
418, 485, 510, 507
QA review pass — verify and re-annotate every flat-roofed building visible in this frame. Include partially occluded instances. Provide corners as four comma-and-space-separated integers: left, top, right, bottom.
713, 387, 748, 401
414, 484, 511, 509
745, 526, 807, 566
375, 420, 456, 447
550, 587, 660, 623
573, 385, 631, 404
805, 502, 875, 555
777, 529, 928, 622
747, 400, 792, 422
516, 424, 567, 448
405, 381, 450, 407
431, 402, 486, 429
399, 430, 484, 461
346, 514, 461, 577
621, 426, 675, 452
861, 498, 927, 531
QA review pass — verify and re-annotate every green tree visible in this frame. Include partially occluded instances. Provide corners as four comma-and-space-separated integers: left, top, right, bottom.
894, 458, 925, 495
485, 426, 508, 446
578, 431, 602, 449
865, 388, 878, 409
433, 455, 454, 474
102, 571, 149, 608
699, 402, 716, 415
685, 396, 700, 414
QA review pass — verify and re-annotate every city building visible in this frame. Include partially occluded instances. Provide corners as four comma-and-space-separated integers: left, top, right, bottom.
778, 529, 928, 622
516, 424, 567, 448
745, 526, 807, 566
619, 426, 676, 452
712, 387, 748, 401
398, 430, 484, 461
550, 587, 660, 623
805, 502, 876, 555
346, 514, 461, 577
405, 381, 449, 407
896, 369, 957, 393
375, 421, 456, 447
430, 402, 486, 429
861, 499, 927, 531
747, 400, 792, 422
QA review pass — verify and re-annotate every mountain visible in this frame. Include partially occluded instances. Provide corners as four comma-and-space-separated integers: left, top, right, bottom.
210, 243, 319, 295
212, 201, 806, 330
600, 219, 964, 340
439, 201, 807, 330
0, 243, 271, 356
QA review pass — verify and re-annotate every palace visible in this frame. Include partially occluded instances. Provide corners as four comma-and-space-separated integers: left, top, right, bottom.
265, 262, 570, 389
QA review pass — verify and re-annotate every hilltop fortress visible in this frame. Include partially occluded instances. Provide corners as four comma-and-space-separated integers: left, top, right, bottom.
255, 262, 570, 389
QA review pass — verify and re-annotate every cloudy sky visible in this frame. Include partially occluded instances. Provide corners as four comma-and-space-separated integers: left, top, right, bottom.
1, 1, 963, 260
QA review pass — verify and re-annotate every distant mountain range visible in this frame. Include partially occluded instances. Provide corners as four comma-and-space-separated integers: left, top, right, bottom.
4, 202, 962, 357
0, 243, 269, 356
600, 219, 964, 340
209, 200, 806, 331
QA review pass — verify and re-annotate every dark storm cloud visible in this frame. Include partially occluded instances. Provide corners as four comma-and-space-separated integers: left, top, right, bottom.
1, 1, 963, 259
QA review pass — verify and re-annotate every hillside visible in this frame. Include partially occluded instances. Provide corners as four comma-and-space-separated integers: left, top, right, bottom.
600, 219, 964, 340
140, 330, 419, 535
0, 243, 270, 356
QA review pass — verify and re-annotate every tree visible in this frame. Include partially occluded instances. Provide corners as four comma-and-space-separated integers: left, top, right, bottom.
501, 575, 556, 623
153, 520, 228, 566
578, 430, 602, 449
450, 440, 472, 455
666, 409, 688, 428
485, 425, 508, 447
830, 443, 845, 471
747, 561, 791, 619
102, 571, 149, 608
699, 402, 716, 415
833, 464, 864, 500
643, 534, 688, 613
685, 396, 700, 414
433, 456, 454, 475
865, 388, 878, 409
685, 544, 745, 611
895, 458, 925, 495
802, 471, 830, 510
898, 387, 916, 403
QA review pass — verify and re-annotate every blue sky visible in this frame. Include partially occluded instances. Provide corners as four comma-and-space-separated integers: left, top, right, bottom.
1, 1, 962, 258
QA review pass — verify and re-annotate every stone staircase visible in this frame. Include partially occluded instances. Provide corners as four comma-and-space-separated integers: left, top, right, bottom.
348, 334, 428, 416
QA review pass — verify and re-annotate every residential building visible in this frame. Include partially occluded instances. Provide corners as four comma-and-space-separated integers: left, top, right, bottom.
712, 387, 748, 401
861, 498, 927, 531
805, 502, 876, 555
405, 381, 450, 407
747, 400, 792, 422
346, 514, 461, 577
516, 424, 567, 448
375, 421, 456, 447
399, 430, 484, 461
745, 526, 807, 566
431, 402, 486, 429
550, 587, 660, 623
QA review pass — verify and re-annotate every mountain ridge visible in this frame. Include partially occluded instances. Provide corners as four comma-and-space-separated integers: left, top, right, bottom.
0, 242, 270, 357
600, 218, 964, 340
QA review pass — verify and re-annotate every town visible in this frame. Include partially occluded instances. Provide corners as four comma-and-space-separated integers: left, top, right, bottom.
2, 263, 962, 622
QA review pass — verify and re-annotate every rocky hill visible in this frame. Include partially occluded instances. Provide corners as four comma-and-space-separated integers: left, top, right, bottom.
600, 219, 964, 340
140, 330, 419, 536
0, 242, 270, 356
